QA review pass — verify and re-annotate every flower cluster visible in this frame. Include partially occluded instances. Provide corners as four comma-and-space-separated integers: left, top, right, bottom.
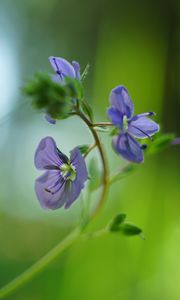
30, 56, 160, 210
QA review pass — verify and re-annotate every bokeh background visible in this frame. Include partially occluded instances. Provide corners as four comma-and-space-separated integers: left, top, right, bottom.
0, 0, 180, 299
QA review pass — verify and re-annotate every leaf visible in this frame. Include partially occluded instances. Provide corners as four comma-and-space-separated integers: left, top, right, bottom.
88, 157, 101, 191
110, 164, 137, 184
109, 127, 119, 136
119, 223, 142, 236
109, 213, 127, 231
94, 126, 110, 133
65, 77, 84, 100
147, 133, 175, 155
80, 63, 90, 81
81, 100, 94, 122
78, 144, 90, 155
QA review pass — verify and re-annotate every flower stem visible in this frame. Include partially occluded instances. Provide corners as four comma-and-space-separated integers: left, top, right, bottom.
92, 122, 113, 127
74, 109, 109, 220
0, 110, 109, 299
0, 227, 81, 299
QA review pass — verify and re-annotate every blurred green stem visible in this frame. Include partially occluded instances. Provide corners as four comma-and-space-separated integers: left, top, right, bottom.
0, 110, 109, 299
0, 227, 81, 299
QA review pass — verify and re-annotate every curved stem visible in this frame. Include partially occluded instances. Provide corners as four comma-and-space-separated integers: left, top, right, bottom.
0, 227, 81, 299
0, 110, 109, 299
75, 109, 109, 220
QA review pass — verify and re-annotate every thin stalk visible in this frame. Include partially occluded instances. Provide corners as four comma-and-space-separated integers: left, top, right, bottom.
92, 122, 113, 127
0, 110, 109, 299
75, 109, 109, 220
0, 227, 81, 299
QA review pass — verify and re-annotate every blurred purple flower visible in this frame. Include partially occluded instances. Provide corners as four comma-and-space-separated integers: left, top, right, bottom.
171, 137, 180, 145
49, 56, 80, 83
108, 86, 159, 163
45, 57, 81, 124
34, 137, 88, 209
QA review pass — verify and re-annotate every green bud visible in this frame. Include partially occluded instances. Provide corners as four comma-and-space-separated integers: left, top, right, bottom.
23, 73, 73, 120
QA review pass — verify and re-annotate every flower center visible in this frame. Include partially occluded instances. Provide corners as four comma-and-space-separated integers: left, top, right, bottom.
60, 163, 76, 181
122, 115, 128, 131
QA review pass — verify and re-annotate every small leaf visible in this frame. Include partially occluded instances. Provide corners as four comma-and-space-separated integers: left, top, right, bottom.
120, 223, 142, 236
109, 213, 127, 232
94, 126, 110, 133
148, 133, 175, 154
65, 77, 84, 100
109, 127, 119, 136
81, 100, 94, 122
88, 157, 101, 191
78, 144, 90, 155
80, 63, 90, 81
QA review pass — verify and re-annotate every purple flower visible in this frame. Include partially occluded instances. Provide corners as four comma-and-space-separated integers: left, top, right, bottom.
45, 57, 81, 124
34, 137, 88, 209
108, 86, 159, 163
49, 56, 80, 83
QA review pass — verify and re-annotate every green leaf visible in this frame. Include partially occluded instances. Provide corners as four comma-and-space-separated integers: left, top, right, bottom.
88, 157, 101, 191
147, 133, 175, 154
119, 223, 142, 236
81, 100, 94, 122
109, 213, 127, 231
109, 127, 119, 136
78, 144, 90, 155
80, 63, 90, 81
110, 164, 137, 184
94, 126, 110, 133
65, 77, 84, 100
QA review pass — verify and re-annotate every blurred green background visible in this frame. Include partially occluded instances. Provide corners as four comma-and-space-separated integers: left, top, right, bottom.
0, 0, 180, 299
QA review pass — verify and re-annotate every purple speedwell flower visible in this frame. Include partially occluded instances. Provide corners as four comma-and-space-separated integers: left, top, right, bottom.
49, 56, 80, 83
45, 57, 81, 124
34, 137, 88, 209
108, 86, 160, 163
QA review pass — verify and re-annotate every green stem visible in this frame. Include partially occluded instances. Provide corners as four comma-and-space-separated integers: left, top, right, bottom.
92, 122, 113, 127
0, 227, 81, 299
75, 109, 109, 220
0, 110, 109, 299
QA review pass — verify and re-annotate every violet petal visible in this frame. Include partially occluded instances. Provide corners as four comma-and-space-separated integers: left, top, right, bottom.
110, 86, 134, 119
49, 56, 76, 79
34, 137, 64, 170
107, 107, 123, 128
35, 170, 66, 209
113, 133, 144, 163
128, 117, 159, 139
